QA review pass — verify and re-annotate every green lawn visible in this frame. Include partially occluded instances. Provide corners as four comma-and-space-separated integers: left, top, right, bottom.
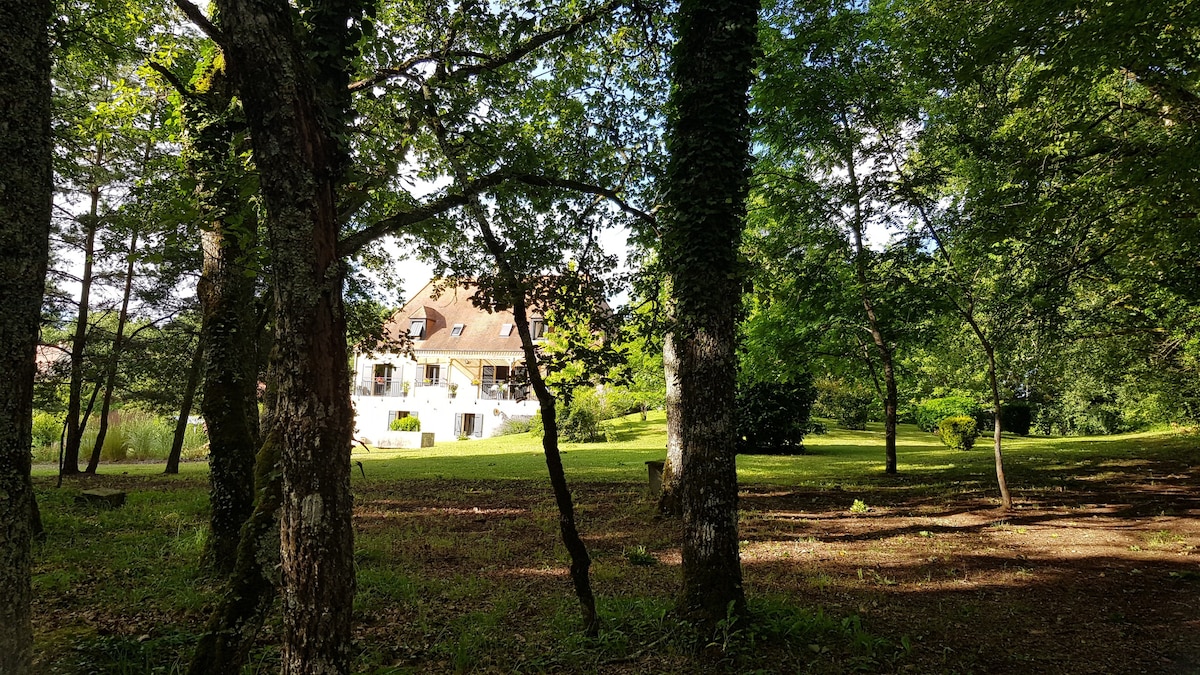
28, 412, 1199, 673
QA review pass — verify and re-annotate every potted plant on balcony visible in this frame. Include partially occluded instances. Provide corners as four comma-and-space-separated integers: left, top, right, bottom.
401, 381, 410, 397
448, 382, 459, 399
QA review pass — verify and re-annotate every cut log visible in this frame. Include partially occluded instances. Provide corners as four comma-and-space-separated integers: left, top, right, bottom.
75, 488, 127, 508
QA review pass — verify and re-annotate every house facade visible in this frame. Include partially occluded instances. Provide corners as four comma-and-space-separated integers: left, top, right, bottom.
351, 280, 543, 444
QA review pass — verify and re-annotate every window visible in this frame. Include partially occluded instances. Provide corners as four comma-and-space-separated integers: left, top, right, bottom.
408, 319, 426, 339
499, 323, 513, 337
450, 323, 464, 337
530, 318, 546, 339
423, 364, 441, 385
454, 412, 484, 438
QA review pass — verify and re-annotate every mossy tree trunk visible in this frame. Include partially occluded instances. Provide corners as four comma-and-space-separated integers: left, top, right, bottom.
185, 59, 262, 575
660, 0, 759, 628
0, 0, 52, 669
213, 0, 365, 670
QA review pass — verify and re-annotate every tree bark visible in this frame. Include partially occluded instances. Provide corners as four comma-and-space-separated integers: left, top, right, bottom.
86, 227, 139, 473
661, 0, 759, 627
0, 0, 53, 668
62, 179, 101, 476
982, 342, 1013, 510
188, 427, 282, 675
166, 338, 205, 474
187, 59, 262, 574
658, 329, 683, 516
214, 0, 361, 670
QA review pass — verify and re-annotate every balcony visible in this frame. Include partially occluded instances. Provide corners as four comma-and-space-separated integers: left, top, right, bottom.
356, 378, 407, 398
414, 376, 446, 388
478, 382, 529, 401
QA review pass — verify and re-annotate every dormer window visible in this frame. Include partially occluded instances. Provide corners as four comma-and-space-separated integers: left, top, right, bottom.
408, 319, 426, 339
450, 323, 464, 337
499, 323, 513, 337
530, 318, 546, 339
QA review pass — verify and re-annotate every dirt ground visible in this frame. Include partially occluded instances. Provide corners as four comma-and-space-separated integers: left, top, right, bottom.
350, 461, 1200, 674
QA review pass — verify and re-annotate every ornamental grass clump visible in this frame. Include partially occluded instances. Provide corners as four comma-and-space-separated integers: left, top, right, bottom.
938, 415, 977, 451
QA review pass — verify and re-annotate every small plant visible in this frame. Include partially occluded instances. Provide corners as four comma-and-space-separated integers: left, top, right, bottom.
390, 416, 420, 432
938, 415, 977, 451
850, 499, 869, 514
457, 432, 469, 441
1145, 530, 1185, 548
623, 545, 658, 566
447, 383, 459, 397
400, 381, 410, 396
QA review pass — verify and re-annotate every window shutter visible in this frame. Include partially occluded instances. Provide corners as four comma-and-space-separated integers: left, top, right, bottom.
454, 413, 463, 436
482, 365, 494, 384
474, 415, 483, 437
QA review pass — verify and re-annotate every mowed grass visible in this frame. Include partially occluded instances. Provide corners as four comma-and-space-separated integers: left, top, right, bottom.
28, 413, 1200, 673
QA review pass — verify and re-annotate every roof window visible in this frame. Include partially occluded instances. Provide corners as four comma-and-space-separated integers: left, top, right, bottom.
499, 323, 513, 337
408, 319, 426, 339
450, 323, 464, 337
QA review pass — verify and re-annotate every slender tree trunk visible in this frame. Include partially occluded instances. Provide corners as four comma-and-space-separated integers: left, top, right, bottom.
63, 179, 101, 476
845, 140, 898, 473
86, 227, 139, 473
166, 339, 205, 474
215, 0, 360, 670
661, 0, 758, 627
659, 328, 684, 516
983, 343, 1012, 509
0, 0, 53, 668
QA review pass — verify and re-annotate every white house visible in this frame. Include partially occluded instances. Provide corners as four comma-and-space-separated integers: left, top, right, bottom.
351, 280, 543, 444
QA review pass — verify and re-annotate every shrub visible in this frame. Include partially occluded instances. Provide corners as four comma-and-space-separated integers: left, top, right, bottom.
496, 416, 533, 436
529, 394, 609, 443
815, 379, 875, 430
736, 377, 818, 455
31, 411, 64, 448
389, 416, 420, 432
1001, 402, 1033, 436
938, 415, 977, 451
915, 396, 981, 432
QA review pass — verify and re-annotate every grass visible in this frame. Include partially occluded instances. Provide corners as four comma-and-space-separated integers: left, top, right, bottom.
29, 412, 1200, 673
31, 410, 209, 465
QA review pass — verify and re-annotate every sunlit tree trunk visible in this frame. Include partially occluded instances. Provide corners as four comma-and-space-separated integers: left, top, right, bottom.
86, 227, 139, 473
62, 178, 101, 476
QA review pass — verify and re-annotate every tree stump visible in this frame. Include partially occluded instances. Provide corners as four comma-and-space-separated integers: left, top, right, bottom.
75, 488, 127, 508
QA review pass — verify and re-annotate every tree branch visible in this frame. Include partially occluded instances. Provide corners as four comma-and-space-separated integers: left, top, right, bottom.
173, 0, 224, 44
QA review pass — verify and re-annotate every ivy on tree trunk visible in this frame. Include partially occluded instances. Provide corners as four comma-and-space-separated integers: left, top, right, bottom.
661, 0, 759, 627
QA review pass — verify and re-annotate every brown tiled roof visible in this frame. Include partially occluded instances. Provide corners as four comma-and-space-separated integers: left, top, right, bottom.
386, 279, 536, 354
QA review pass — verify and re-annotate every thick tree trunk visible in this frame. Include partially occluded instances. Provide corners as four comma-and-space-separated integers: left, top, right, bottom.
166, 339, 205, 474
215, 0, 359, 670
658, 330, 684, 516
188, 63, 262, 574
87, 228, 139, 473
0, 0, 53, 668
661, 0, 758, 627
62, 183, 101, 476
188, 427, 282, 675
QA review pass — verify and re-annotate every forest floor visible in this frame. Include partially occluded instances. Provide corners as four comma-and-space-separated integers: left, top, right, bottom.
28, 420, 1200, 673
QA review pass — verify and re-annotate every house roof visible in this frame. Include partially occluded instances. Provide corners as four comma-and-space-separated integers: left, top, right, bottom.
387, 279, 538, 354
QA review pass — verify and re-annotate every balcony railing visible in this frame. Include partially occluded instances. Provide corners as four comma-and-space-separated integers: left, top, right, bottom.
356, 378, 407, 397
414, 376, 446, 388
478, 382, 529, 401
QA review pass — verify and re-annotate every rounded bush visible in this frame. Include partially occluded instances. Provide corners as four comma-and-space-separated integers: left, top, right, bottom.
938, 415, 977, 451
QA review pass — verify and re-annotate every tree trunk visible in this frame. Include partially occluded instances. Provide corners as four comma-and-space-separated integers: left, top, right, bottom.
845, 139, 898, 474
187, 427, 282, 675
658, 329, 683, 516
215, 0, 360, 670
0, 0, 53, 668
166, 339, 205, 474
661, 0, 759, 628
86, 227, 139, 473
62, 180, 101, 476
188, 59, 262, 574
983, 343, 1013, 510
